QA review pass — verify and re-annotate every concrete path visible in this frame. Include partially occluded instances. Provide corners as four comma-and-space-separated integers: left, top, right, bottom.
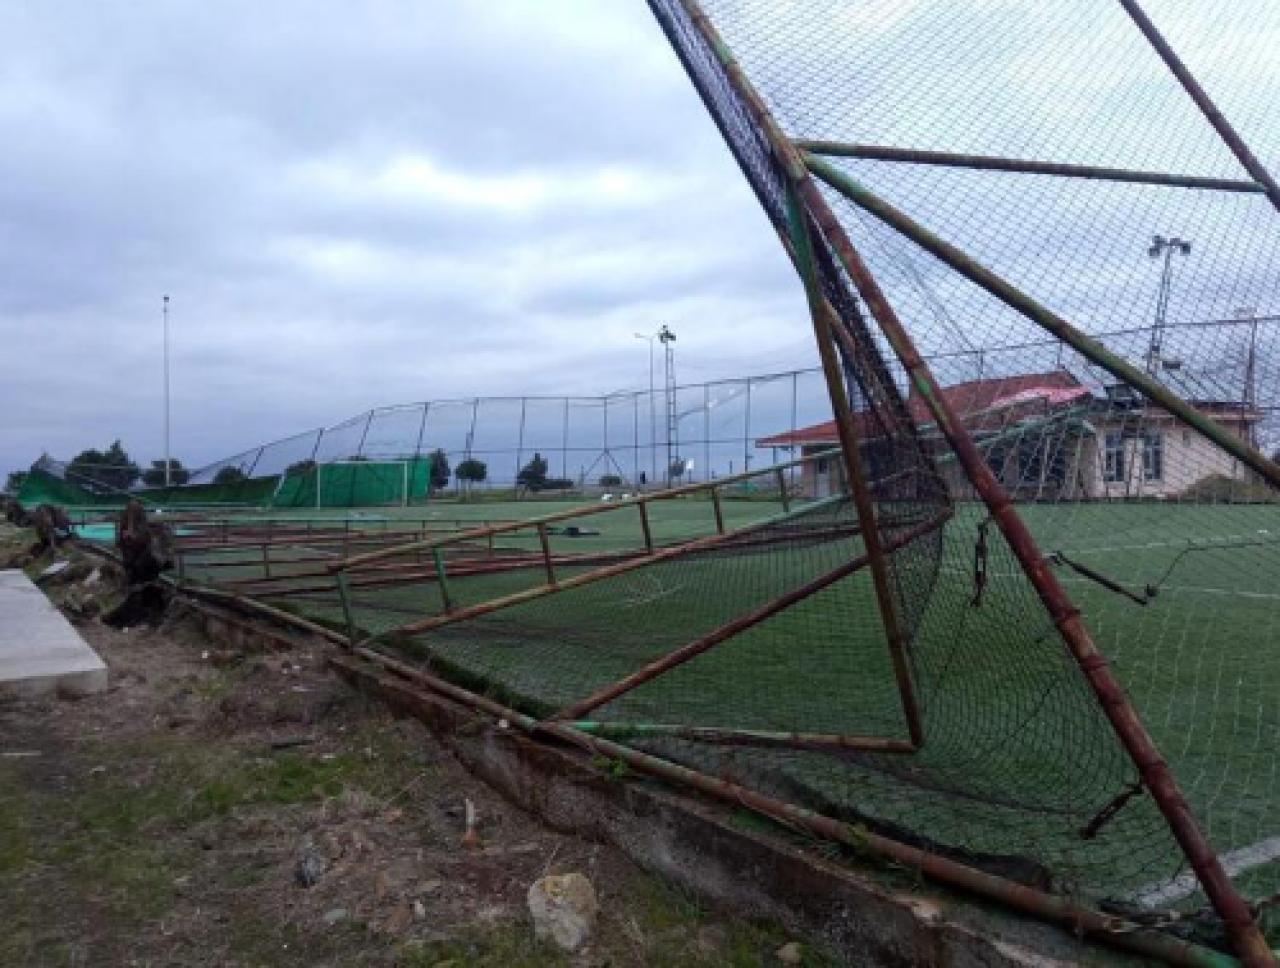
0, 570, 107, 698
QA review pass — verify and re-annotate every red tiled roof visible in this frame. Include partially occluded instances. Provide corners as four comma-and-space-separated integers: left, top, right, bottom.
755, 371, 1084, 448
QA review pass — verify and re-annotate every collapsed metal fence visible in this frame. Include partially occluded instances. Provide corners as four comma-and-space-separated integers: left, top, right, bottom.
176, 315, 1280, 501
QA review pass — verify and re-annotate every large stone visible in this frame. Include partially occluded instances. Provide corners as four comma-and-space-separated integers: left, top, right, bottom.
527, 872, 599, 952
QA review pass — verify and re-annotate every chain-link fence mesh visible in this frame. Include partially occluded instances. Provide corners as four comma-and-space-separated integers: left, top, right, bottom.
33, 1, 1280, 954
189, 0, 1280, 951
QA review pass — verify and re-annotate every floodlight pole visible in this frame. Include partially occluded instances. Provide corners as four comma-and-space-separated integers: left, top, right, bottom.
163, 295, 171, 487
659, 325, 677, 485
1146, 235, 1191, 377
634, 332, 658, 488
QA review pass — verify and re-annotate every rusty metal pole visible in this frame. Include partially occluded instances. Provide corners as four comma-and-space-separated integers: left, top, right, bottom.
802, 155, 1280, 491
549, 513, 943, 724
536, 523, 556, 586
1116, 0, 1280, 216
638, 500, 654, 552
709, 485, 725, 534
343, 650, 1239, 968
799, 160, 1276, 968
667, 2, 1271, 963
657, 0, 927, 752
784, 184, 925, 748
794, 141, 1266, 194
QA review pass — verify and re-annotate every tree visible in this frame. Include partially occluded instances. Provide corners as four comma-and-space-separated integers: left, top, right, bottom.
4, 470, 27, 495
517, 452, 549, 490
68, 440, 139, 492
456, 458, 488, 492
142, 458, 190, 488
213, 466, 248, 485
426, 449, 450, 492
285, 459, 316, 477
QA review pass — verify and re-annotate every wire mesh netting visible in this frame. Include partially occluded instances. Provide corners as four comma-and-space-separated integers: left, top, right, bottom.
639, 0, 1280, 947
187, 0, 1280, 950
96, 1, 1280, 957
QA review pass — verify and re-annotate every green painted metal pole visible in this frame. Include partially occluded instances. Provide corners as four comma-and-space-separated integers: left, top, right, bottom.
334, 572, 358, 646
568, 721, 915, 753
804, 152, 1280, 491
431, 547, 454, 613
785, 182, 926, 749
346, 646, 1241, 968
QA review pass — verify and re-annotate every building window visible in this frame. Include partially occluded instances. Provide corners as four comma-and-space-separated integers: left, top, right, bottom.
985, 445, 1006, 482
1143, 430, 1163, 482
1104, 432, 1125, 483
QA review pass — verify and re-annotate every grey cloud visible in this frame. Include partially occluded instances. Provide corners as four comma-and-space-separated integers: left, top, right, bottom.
0, 2, 809, 476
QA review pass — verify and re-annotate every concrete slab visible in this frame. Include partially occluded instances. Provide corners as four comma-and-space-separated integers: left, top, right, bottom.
0, 570, 107, 698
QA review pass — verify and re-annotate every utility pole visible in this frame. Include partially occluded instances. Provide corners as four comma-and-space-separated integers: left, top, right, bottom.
163, 294, 172, 487
1146, 235, 1191, 377
659, 325, 677, 485
634, 332, 657, 488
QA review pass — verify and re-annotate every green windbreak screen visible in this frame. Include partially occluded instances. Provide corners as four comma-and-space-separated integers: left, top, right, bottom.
17, 469, 118, 509
272, 458, 434, 508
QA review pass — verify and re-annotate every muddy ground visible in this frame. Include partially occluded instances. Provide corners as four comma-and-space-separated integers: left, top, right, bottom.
0, 532, 830, 967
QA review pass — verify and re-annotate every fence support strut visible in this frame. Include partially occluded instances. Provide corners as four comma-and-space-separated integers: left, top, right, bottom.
1116, 0, 1280, 216
670, 1, 1272, 963
549, 512, 944, 726
802, 154, 1280, 491
784, 183, 925, 749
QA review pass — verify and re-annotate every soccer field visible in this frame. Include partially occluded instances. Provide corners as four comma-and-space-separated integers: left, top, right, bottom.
182, 495, 1280, 927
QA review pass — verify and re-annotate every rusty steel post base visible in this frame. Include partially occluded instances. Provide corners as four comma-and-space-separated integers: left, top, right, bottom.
332, 650, 1239, 968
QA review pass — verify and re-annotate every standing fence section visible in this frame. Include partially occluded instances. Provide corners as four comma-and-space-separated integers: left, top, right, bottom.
148, 317, 1279, 508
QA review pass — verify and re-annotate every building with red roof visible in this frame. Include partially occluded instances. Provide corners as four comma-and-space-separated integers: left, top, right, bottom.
756, 370, 1261, 500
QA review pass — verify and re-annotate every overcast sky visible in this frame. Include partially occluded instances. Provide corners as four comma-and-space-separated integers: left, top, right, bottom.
0, 1, 821, 477
5, 1, 1279, 481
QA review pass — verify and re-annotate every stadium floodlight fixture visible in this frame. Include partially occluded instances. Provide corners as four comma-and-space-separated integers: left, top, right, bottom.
1145, 235, 1191, 377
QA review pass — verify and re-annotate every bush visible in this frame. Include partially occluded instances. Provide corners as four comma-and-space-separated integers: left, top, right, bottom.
517, 453, 549, 489
533, 477, 574, 492
213, 466, 248, 485
426, 449, 451, 491
457, 458, 488, 485
68, 440, 139, 491
142, 459, 190, 487
1180, 473, 1279, 504
285, 459, 316, 477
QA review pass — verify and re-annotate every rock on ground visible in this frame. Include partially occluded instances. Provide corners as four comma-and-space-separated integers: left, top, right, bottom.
527, 872, 599, 952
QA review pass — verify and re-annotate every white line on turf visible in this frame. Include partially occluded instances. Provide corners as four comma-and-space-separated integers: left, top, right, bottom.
933, 567, 1280, 600
1132, 836, 1280, 908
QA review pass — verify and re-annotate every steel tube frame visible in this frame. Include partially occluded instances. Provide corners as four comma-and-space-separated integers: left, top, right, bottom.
342, 649, 1239, 968
1116, 0, 1280, 216
786, 183, 926, 749
567, 721, 916, 753
331, 448, 839, 573
376, 490, 850, 641
795, 141, 1265, 194
667, 1, 1271, 963
802, 153, 1280, 492
548, 512, 945, 726
802, 158, 1276, 968
654, 0, 928, 754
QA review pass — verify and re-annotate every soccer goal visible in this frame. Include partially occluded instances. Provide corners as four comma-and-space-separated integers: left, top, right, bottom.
314, 460, 411, 509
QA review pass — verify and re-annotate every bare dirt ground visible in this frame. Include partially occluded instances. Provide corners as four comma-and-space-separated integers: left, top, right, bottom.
0, 534, 827, 967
